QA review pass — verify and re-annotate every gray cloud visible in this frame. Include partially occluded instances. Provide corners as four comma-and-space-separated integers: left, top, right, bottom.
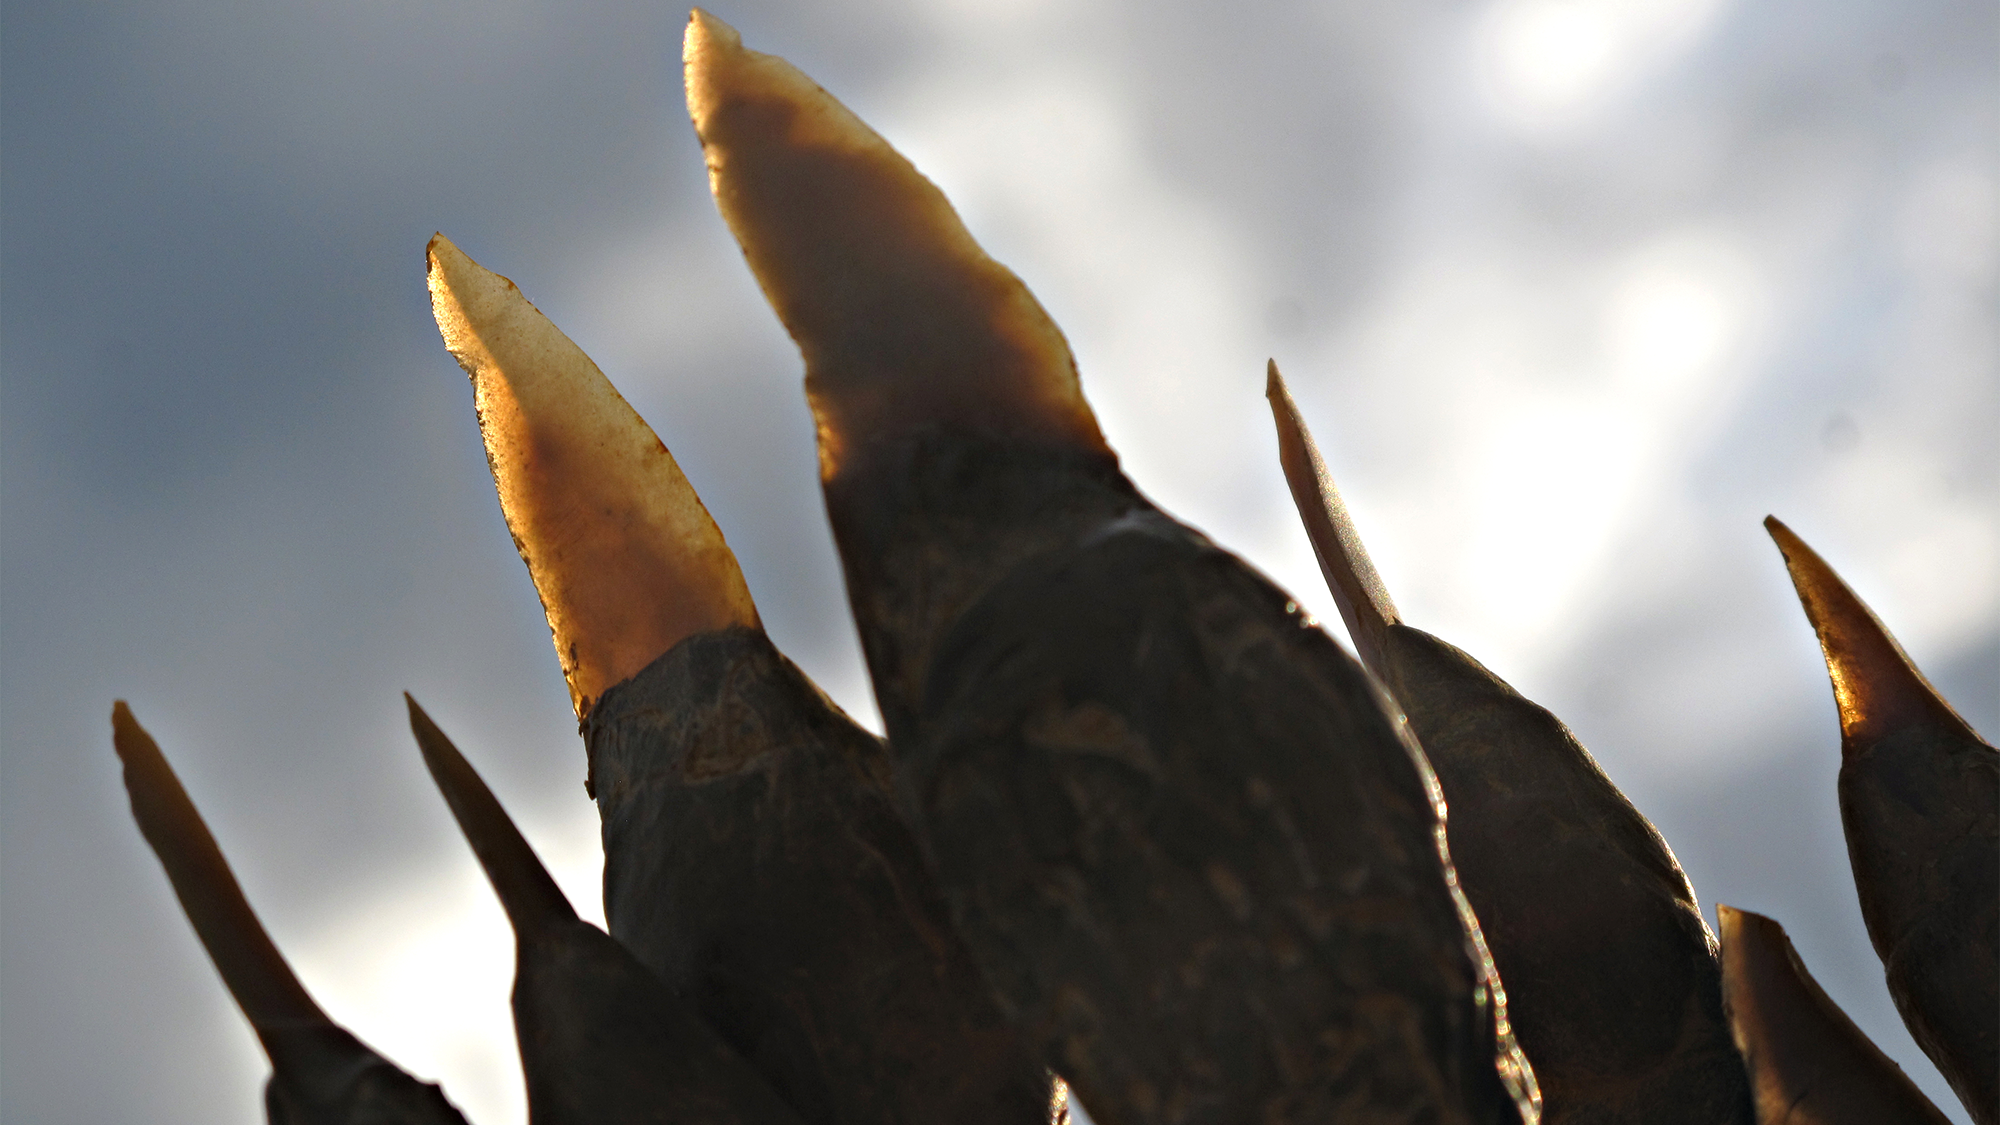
3, 0, 1991, 1122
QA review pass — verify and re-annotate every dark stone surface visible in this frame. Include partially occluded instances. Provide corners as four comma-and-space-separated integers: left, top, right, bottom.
510, 920, 809, 1125
114, 703, 474, 1125
259, 1026, 470, 1125
1841, 722, 1999, 1125
1375, 625, 1754, 1125
822, 432, 1531, 1125
411, 696, 808, 1125
585, 627, 1050, 1125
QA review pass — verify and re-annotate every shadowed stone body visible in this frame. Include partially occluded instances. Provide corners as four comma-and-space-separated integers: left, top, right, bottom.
684, 12, 1534, 1122
822, 436, 1533, 1125
584, 626, 1052, 1125
1767, 519, 1998, 1125
1374, 628, 1753, 1125
1718, 905, 1951, 1125
408, 699, 806, 1125
1265, 366, 1751, 1124
112, 703, 473, 1125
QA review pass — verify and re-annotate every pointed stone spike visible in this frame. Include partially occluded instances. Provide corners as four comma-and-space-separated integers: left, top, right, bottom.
427, 232, 758, 719
430, 226, 1050, 1120
682, 21, 1538, 1124
1717, 906, 1953, 1124
683, 10, 1110, 482
1264, 389, 1750, 1122
400, 696, 808, 1125
1764, 516, 1978, 747
1765, 517, 1998, 1125
112, 701, 327, 1032
111, 703, 471, 1123
1265, 361, 1399, 673
406, 695, 575, 940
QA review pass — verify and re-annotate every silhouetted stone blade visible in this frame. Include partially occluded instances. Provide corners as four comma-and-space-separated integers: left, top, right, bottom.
1766, 518, 1998, 1125
685, 17, 1539, 1122
1265, 366, 1752, 1124
111, 701, 472, 1125
425, 221, 1051, 1124
1718, 905, 1953, 1124
405, 696, 805, 1125
585, 628, 1053, 1125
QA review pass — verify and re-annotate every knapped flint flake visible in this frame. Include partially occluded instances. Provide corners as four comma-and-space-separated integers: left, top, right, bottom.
112, 703, 473, 1125
1767, 518, 1999, 1125
1264, 368, 1752, 1124
825, 435, 1536, 1125
686, 10, 1537, 1122
408, 697, 807, 1125
1717, 905, 1953, 1125
584, 626, 1053, 1125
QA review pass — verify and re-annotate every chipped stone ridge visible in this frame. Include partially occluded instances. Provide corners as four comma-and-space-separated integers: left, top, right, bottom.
824, 434, 1537, 1125
1768, 518, 1998, 1125
1719, 905, 1952, 1125
586, 626, 1051, 1125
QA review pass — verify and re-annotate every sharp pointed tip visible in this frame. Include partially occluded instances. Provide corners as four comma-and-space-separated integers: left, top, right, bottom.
1720, 904, 1950, 1123
404, 694, 446, 767
427, 238, 758, 717
109, 705, 329, 1036
686, 17, 1106, 481
1764, 518, 1973, 748
682, 7, 740, 77
1263, 372, 1398, 674
1714, 902, 1743, 941
110, 699, 143, 757
409, 705, 576, 934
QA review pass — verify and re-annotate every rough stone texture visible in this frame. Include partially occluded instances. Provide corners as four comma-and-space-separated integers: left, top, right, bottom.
1717, 906, 1952, 1125
585, 627, 1050, 1125
412, 699, 809, 1125
1840, 722, 1999, 1125
823, 433, 1534, 1125
1374, 626, 1753, 1125
509, 920, 810, 1125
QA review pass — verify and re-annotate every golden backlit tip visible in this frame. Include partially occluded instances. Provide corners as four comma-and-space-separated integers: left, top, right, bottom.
427, 233, 758, 719
683, 12, 1108, 480
1265, 360, 1400, 674
1764, 516, 1974, 749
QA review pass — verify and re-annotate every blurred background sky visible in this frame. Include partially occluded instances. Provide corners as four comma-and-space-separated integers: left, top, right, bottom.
2, 0, 1993, 1121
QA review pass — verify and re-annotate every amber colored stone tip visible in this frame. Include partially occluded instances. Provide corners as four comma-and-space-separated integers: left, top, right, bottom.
426, 233, 758, 718
684, 9, 1109, 480
1764, 516, 1975, 749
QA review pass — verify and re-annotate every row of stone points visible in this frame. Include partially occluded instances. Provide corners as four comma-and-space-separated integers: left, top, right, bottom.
113, 12, 1995, 1125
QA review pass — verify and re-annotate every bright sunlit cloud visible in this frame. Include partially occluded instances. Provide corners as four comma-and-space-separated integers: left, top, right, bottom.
1475, 0, 1730, 133
1317, 227, 1766, 671
290, 809, 604, 1125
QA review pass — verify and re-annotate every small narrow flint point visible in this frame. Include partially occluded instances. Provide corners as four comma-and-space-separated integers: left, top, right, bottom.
110, 702, 327, 1032
1718, 904, 1951, 1124
1265, 361, 1400, 674
1764, 516, 1975, 749
426, 233, 758, 718
684, 10, 1109, 480
406, 695, 577, 938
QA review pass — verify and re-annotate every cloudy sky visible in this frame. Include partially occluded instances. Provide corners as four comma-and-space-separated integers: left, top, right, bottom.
2, 0, 1993, 1122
